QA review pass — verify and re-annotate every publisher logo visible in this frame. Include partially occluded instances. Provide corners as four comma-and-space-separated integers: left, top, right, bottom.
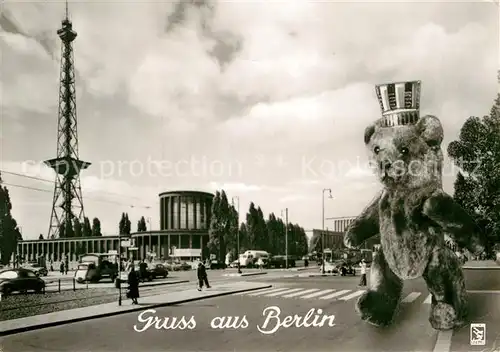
470, 323, 486, 346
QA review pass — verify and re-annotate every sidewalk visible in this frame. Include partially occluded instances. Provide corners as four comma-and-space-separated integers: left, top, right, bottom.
223, 272, 268, 277
0, 281, 271, 336
44, 278, 189, 292
463, 260, 500, 269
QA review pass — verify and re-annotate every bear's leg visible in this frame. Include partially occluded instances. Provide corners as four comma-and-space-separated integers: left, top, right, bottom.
356, 248, 403, 326
423, 247, 468, 330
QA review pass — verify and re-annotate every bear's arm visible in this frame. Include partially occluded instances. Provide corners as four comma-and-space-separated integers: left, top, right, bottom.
423, 191, 484, 255
343, 191, 382, 249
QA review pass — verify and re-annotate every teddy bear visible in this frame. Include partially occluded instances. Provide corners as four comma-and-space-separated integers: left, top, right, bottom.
344, 80, 484, 331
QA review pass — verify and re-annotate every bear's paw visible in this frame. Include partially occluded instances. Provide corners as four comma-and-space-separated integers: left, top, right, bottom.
355, 290, 398, 327
429, 302, 457, 331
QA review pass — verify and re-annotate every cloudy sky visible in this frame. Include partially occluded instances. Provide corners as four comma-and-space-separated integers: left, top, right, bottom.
0, 0, 497, 239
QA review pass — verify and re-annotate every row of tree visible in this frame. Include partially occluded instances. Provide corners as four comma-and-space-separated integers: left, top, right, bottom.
36, 213, 149, 240
207, 190, 309, 262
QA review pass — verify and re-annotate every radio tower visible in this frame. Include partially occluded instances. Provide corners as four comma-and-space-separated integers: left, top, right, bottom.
44, 1, 90, 238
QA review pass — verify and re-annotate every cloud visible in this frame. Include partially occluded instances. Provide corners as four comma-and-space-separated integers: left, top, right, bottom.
279, 194, 313, 203
1, 0, 496, 238
207, 182, 262, 193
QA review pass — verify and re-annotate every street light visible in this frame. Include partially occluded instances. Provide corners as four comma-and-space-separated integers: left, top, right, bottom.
322, 188, 333, 274
232, 196, 242, 274
281, 208, 289, 268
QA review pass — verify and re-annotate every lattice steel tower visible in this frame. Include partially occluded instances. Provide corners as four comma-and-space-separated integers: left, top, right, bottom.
45, 4, 90, 238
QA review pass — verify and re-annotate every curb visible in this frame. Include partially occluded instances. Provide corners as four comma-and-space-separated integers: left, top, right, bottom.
0, 284, 272, 336
463, 266, 500, 270
224, 272, 268, 277
45, 279, 189, 292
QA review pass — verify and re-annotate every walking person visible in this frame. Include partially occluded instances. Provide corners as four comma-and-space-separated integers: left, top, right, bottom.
60, 261, 65, 275
257, 257, 264, 271
358, 259, 367, 287
197, 262, 210, 291
127, 264, 139, 305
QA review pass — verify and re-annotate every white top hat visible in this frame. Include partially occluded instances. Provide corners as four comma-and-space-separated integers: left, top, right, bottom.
375, 80, 421, 127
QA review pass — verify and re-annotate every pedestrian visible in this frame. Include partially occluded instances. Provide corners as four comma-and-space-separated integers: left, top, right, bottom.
197, 262, 210, 291
60, 261, 65, 275
139, 260, 148, 282
50, 260, 54, 272
127, 264, 139, 305
257, 257, 264, 271
64, 261, 69, 275
358, 259, 367, 287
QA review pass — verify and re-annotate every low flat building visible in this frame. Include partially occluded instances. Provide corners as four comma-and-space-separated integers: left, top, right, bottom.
16, 190, 214, 262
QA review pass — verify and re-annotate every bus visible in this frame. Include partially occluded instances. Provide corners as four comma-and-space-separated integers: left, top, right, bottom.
74, 253, 118, 283
239, 250, 270, 267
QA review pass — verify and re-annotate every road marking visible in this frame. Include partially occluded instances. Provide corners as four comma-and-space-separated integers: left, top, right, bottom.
247, 287, 289, 296
467, 290, 500, 294
266, 288, 303, 297
282, 288, 319, 298
432, 330, 453, 352
401, 292, 422, 303
338, 290, 365, 301
320, 289, 351, 300
423, 294, 432, 304
301, 289, 336, 299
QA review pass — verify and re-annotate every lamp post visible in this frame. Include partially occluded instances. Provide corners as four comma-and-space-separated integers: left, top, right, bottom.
322, 188, 333, 274
281, 208, 289, 269
232, 196, 241, 274
118, 232, 122, 306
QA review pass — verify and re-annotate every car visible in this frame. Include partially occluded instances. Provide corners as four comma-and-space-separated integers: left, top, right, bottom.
209, 260, 226, 270
0, 268, 46, 295
268, 255, 286, 268
165, 261, 192, 271
23, 263, 48, 277
334, 261, 356, 276
149, 263, 169, 279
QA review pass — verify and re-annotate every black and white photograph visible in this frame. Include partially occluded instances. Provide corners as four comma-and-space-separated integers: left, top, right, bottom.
0, 0, 499, 351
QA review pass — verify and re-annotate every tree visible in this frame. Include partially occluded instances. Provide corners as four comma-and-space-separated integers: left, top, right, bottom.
82, 217, 92, 237
74, 218, 82, 237
91, 218, 102, 236
448, 94, 500, 255
0, 172, 22, 265
137, 216, 147, 232
63, 218, 75, 238
239, 222, 249, 252
245, 202, 259, 249
266, 213, 280, 254
38, 234, 44, 240
225, 204, 239, 257
124, 213, 131, 234
207, 190, 231, 262
119, 213, 132, 235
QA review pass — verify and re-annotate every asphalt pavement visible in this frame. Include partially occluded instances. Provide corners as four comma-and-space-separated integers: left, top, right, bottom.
1, 268, 499, 352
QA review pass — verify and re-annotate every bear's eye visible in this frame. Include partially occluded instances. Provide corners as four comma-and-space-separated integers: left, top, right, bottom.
373, 146, 380, 154
400, 147, 409, 155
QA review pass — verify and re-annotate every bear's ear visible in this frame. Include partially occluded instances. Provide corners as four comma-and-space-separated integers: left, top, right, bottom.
364, 124, 376, 145
415, 115, 443, 148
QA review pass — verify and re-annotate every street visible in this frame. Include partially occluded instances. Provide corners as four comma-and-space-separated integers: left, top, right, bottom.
1, 268, 498, 351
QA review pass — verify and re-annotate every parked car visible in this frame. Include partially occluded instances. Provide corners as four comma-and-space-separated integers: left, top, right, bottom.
210, 260, 226, 270
23, 263, 48, 277
229, 260, 239, 268
165, 261, 191, 271
149, 263, 169, 279
321, 261, 337, 274
334, 261, 356, 276
268, 255, 286, 268
0, 268, 46, 295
